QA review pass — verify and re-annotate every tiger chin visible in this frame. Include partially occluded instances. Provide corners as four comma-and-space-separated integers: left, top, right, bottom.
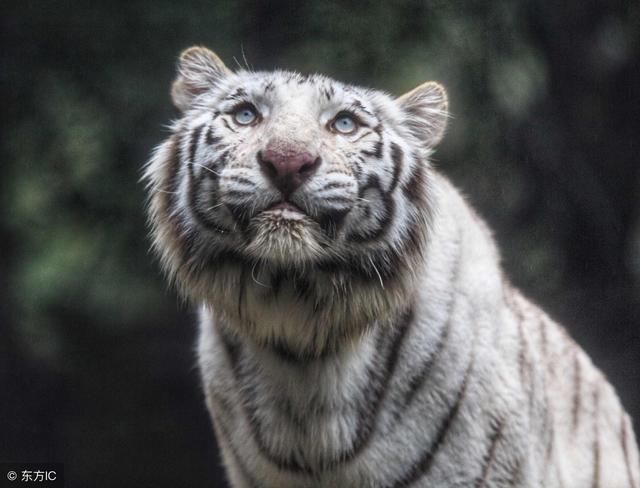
145, 46, 640, 487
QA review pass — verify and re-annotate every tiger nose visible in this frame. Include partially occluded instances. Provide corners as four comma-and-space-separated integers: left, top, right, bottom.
258, 149, 321, 197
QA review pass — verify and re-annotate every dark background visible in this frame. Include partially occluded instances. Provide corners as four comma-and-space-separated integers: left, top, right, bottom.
2, 1, 639, 487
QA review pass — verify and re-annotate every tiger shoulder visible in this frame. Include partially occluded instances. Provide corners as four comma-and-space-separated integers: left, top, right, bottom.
144, 46, 640, 487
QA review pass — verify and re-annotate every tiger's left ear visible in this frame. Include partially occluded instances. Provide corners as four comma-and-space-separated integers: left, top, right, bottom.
171, 46, 232, 112
397, 82, 448, 148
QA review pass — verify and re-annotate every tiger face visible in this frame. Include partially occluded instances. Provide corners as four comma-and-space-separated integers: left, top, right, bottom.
145, 47, 449, 354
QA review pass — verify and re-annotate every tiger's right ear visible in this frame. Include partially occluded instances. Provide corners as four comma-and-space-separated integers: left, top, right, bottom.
171, 46, 232, 112
397, 81, 448, 149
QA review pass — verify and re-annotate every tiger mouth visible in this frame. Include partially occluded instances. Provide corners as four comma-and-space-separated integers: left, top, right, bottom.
263, 201, 307, 216
258, 200, 352, 240
241, 200, 350, 241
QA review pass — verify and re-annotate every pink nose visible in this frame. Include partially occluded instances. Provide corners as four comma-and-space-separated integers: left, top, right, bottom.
258, 148, 321, 197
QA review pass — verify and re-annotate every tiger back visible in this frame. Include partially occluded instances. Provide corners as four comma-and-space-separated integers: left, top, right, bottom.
144, 46, 640, 487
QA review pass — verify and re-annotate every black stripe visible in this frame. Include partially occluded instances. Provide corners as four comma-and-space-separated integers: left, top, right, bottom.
389, 142, 403, 192
347, 175, 395, 243
351, 99, 375, 117
319, 181, 353, 192
509, 457, 526, 487
592, 386, 601, 488
621, 415, 639, 488
222, 117, 237, 133
225, 175, 254, 187
541, 370, 554, 468
544, 421, 555, 470
515, 308, 537, 420
402, 159, 427, 206
165, 138, 182, 202
206, 125, 222, 145
362, 140, 383, 158
401, 213, 426, 260
474, 417, 507, 488
347, 194, 394, 242
189, 125, 204, 163
317, 211, 343, 240
508, 292, 536, 418
540, 317, 548, 358
351, 157, 363, 178
390, 236, 461, 423
517, 318, 527, 382
343, 308, 414, 460
225, 189, 253, 199
218, 327, 313, 473
187, 152, 234, 233
268, 336, 335, 364
160, 137, 193, 261
391, 342, 476, 487
572, 351, 581, 433
399, 306, 452, 412
323, 195, 354, 205
269, 270, 285, 296
219, 325, 242, 365
292, 276, 314, 302
225, 87, 247, 100
241, 362, 314, 473
225, 203, 251, 230
351, 129, 374, 143
315, 248, 396, 284
228, 308, 414, 475
213, 411, 260, 488
237, 267, 247, 320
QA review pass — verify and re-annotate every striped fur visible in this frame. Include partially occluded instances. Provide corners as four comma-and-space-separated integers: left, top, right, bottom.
145, 47, 640, 487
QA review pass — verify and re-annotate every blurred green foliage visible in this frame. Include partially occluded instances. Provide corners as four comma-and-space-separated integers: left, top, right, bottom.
2, 1, 639, 487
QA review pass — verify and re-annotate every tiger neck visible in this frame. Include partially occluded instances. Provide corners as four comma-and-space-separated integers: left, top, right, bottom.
208, 266, 416, 359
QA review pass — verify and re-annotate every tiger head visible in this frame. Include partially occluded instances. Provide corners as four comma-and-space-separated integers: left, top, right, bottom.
145, 46, 448, 356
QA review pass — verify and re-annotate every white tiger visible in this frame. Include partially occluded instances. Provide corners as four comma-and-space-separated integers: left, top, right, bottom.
144, 46, 640, 487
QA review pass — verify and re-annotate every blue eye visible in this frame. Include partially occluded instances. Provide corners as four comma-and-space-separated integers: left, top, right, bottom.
233, 105, 259, 126
332, 114, 357, 134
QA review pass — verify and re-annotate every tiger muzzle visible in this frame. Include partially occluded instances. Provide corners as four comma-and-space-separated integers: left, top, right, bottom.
258, 148, 321, 198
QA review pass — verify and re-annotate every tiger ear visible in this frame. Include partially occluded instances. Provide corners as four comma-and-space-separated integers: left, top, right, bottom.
171, 46, 232, 112
397, 81, 449, 148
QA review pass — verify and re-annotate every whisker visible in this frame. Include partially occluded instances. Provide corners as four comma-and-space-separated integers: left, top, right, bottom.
192, 162, 222, 177
368, 255, 385, 289
232, 56, 243, 71
251, 261, 269, 288
240, 44, 253, 71
206, 203, 225, 212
